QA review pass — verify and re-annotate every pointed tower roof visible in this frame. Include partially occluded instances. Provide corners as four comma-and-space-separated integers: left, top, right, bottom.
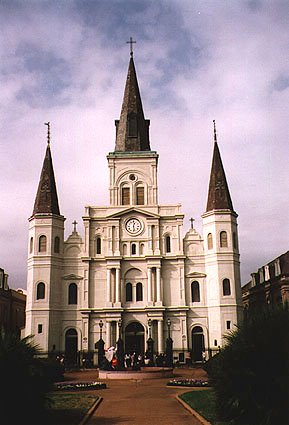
206, 121, 234, 212
33, 125, 60, 216
115, 55, 151, 152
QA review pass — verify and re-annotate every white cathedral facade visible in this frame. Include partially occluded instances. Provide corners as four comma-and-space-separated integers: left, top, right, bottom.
25, 54, 243, 365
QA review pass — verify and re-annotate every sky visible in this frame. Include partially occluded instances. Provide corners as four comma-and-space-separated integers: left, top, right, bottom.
0, 0, 288, 289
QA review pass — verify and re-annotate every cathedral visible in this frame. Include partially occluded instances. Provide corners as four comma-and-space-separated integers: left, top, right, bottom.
25, 52, 243, 365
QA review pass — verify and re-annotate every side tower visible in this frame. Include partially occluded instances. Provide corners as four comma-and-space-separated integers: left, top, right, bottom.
202, 122, 242, 351
25, 125, 65, 353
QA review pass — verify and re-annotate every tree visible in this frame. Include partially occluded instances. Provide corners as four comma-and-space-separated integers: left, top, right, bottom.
0, 330, 53, 424
204, 306, 289, 425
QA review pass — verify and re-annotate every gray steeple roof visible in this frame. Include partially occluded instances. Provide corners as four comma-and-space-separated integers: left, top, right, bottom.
114, 57, 151, 152
33, 144, 60, 216
206, 140, 234, 213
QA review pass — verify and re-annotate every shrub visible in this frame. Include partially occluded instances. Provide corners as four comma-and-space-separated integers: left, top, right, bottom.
204, 306, 289, 425
0, 330, 53, 424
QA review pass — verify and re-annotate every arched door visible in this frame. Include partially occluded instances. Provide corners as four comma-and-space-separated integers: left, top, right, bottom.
125, 322, 145, 355
65, 328, 78, 367
192, 326, 204, 362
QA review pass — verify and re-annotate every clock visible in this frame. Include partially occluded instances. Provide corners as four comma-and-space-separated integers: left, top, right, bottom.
125, 218, 143, 235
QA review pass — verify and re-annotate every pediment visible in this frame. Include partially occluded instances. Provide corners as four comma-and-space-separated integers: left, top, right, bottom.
62, 274, 83, 281
107, 207, 159, 219
186, 272, 207, 278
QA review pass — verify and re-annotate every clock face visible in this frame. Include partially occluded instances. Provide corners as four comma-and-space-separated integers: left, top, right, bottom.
125, 218, 143, 235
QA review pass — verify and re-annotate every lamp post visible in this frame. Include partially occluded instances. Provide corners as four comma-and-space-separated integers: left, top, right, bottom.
165, 318, 173, 368
146, 318, 154, 365
148, 318, 152, 338
96, 319, 105, 369
99, 319, 103, 339
116, 318, 124, 369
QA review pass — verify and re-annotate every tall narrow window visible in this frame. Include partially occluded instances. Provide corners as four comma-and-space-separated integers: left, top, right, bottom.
96, 237, 101, 254
30, 237, 33, 254
39, 235, 47, 253
136, 282, 143, 301
36, 282, 45, 300
165, 236, 171, 253
207, 233, 213, 250
54, 236, 60, 253
38, 324, 43, 334
131, 243, 136, 255
68, 283, 77, 305
121, 187, 130, 205
233, 232, 237, 249
223, 279, 231, 296
136, 186, 144, 205
126, 283, 133, 302
220, 231, 228, 248
140, 243, 145, 255
123, 244, 127, 255
191, 281, 200, 302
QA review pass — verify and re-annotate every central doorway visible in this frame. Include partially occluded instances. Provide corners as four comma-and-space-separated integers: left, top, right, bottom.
125, 322, 145, 355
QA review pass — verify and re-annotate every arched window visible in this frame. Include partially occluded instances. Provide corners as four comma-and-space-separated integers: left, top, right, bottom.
68, 283, 77, 304
191, 281, 200, 302
29, 237, 33, 254
140, 243, 145, 255
96, 237, 101, 254
126, 283, 133, 302
39, 235, 47, 253
207, 233, 213, 250
123, 244, 127, 255
136, 282, 143, 301
121, 187, 130, 205
54, 236, 60, 253
131, 243, 136, 255
36, 282, 45, 300
165, 235, 171, 253
220, 231, 228, 248
223, 278, 231, 296
233, 232, 237, 249
136, 186, 144, 205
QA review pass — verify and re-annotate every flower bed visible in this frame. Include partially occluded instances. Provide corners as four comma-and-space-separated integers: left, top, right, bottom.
167, 378, 209, 387
54, 381, 106, 391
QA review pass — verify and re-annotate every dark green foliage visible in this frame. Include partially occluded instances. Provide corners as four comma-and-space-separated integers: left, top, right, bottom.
204, 306, 289, 425
0, 330, 53, 424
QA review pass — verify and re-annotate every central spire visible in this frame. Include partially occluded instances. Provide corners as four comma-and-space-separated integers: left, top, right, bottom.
114, 53, 151, 152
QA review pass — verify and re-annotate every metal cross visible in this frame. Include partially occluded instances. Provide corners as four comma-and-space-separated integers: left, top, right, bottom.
44, 122, 51, 145
190, 217, 195, 229
72, 220, 78, 233
126, 37, 136, 57
213, 119, 217, 142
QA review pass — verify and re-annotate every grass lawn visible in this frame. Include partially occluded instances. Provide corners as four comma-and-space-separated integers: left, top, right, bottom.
45, 392, 99, 425
180, 389, 231, 425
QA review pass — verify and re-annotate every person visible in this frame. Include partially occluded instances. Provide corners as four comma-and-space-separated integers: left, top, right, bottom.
111, 355, 118, 370
124, 353, 131, 368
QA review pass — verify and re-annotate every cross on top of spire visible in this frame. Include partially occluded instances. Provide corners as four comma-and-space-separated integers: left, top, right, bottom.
45, 122, 51, 145
213, 120, 217, 142
126, 37, 136, 57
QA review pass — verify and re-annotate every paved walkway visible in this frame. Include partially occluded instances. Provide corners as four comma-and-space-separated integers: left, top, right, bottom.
64, 367, 208, 425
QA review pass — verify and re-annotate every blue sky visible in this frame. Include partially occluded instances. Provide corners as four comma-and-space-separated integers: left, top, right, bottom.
0, 0, 288, 288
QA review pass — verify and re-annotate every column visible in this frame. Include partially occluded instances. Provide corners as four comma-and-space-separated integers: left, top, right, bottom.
156, 267, 162, 305
157, 320, 164, 354
115, 268, 121, 306
147, 268, 152, 305
106, 269, 112, 306
106, 321, 111, 347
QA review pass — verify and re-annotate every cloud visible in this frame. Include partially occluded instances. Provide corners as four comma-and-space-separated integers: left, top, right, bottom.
0, 0, 288, 289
